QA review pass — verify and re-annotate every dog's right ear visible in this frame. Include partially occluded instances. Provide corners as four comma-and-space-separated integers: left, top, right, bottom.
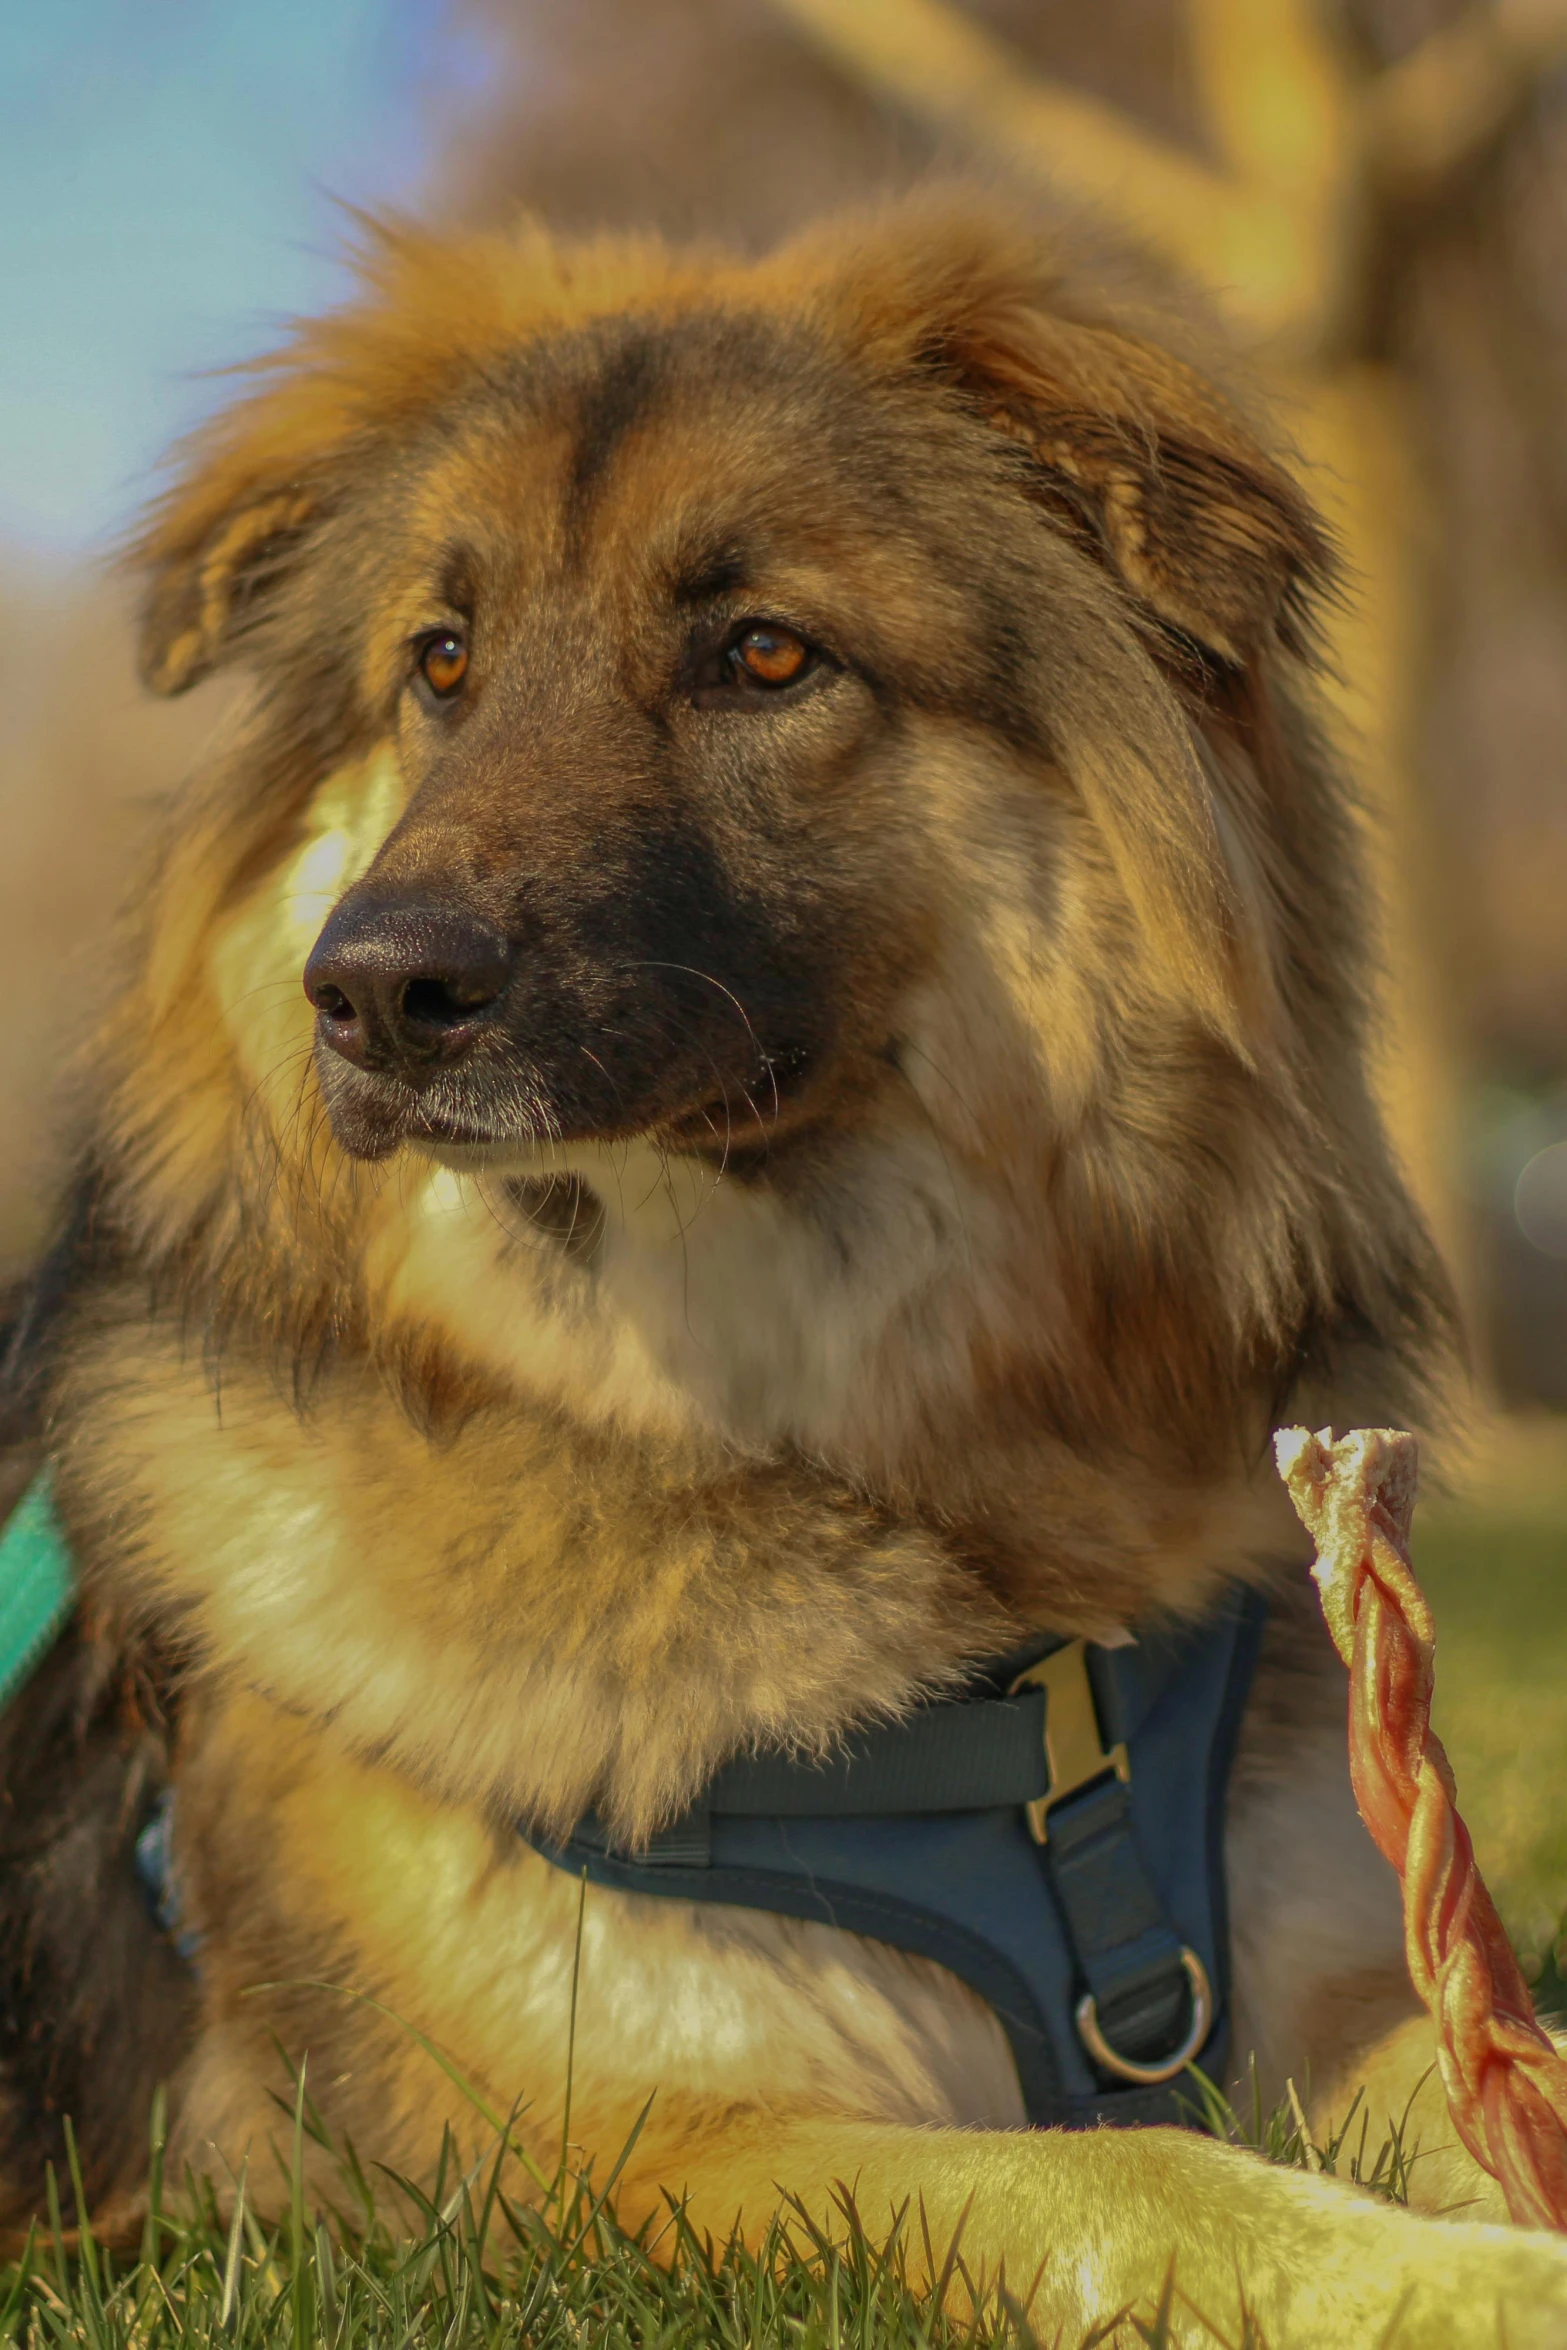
133, 215, 461, 697
134, 443, 330, 697
133, 213, 655, 699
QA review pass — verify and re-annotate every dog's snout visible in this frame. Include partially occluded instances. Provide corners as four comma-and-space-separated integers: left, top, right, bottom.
304, 897, 510, 1074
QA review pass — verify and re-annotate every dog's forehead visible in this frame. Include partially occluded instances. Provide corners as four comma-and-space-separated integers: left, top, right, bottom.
513, 304, 853, 457
405, 304, 902, 575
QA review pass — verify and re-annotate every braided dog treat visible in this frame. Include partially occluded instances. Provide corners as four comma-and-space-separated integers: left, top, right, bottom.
1275, 1426, 1567, 2230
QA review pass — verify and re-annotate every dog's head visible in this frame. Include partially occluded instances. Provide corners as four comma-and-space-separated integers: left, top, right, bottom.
115, 194, 1444, 1478
135, 200, 1322, 1149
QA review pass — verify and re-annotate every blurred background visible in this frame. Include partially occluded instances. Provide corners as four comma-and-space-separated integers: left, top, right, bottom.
3, 0, 1565, 1977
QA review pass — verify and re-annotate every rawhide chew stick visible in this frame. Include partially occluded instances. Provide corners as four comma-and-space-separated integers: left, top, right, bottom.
1275, 1425, 1567, 2233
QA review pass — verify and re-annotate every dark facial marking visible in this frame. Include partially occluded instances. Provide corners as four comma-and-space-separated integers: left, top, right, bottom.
298, 310, 963, 1172
563, 328, 666, 532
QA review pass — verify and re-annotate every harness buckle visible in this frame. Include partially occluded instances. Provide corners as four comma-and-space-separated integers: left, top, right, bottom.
1008, 1639, 1130, 1846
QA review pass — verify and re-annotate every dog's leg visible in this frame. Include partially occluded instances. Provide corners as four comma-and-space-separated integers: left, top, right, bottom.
612, 2102, 1567, 2348
164, 2006, 1567, 2350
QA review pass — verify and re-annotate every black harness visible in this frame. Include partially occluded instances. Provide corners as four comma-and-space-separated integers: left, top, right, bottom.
521, 1589, 1266, 2128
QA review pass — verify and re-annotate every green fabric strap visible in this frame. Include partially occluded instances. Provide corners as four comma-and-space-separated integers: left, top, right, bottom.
0, 1471, 74, 1713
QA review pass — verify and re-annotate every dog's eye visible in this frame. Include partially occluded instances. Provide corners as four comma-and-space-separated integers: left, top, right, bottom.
416, 632, 469, 699
729, 624, 813, 688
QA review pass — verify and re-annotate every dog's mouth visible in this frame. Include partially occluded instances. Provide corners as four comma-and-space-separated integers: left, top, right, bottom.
392, 1119, 606, 1263
318, 1035, 826, 1171
645, 1040, 821, 1158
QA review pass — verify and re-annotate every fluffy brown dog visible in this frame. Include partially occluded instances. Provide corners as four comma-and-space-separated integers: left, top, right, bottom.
3, 190, 1564, 2343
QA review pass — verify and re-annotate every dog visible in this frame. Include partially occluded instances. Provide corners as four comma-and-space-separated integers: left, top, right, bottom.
3, 188, 1565, 2344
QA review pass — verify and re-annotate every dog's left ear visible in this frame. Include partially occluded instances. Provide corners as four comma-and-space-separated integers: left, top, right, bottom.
947, 320, 1328, 671
817, 201, 1331, 670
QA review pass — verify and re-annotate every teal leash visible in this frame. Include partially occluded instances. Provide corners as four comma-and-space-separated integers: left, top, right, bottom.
0, 1470, 74, 1711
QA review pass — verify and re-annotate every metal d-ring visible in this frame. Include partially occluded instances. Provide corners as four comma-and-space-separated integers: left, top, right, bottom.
1075, 1946, 1213, 2086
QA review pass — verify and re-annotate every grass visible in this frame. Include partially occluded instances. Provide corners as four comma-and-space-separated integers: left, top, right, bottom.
4, 1413, 1565, 2349
1180, 2060, 1423, 2209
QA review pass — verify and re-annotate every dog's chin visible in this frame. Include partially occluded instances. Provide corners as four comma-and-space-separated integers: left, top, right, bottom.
311, 1045, 556, 1170
322, 1092, 553, 1173
407, 1133, 551, 1174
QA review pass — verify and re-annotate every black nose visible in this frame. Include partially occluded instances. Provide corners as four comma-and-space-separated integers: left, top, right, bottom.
304, 897, 510, 1075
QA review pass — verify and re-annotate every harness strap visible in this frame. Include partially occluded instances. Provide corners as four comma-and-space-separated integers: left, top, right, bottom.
533, 1596, 1267, 2123
1044, 1774, 1191, 2061
711, 1693, 1052, 1816
569, 1739, 1201, 2079
574, 1691, 1054, 1870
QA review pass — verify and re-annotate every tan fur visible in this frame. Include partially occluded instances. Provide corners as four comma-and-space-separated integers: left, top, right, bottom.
14, 190, 1565, 2340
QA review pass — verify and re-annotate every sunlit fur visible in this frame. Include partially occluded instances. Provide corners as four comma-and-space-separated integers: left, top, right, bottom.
12, 192, 1567, 2341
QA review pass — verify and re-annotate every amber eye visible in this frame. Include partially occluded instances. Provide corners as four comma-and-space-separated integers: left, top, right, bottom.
417, 631, 469, 698
730, 624, 811, 687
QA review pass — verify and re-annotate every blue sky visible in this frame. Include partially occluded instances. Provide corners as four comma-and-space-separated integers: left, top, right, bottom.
0, 1, 496, 559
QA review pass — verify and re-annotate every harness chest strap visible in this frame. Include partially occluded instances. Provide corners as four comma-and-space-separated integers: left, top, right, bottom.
523, 1592, 1267, 2130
